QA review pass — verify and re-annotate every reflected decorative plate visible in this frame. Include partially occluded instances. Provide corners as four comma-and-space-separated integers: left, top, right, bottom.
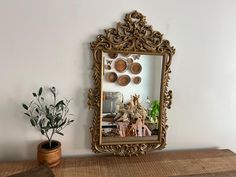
133, 76, 142, 84
115, 59, 127, 73
130, 62, 142, 74
108, 52, 118, 59
127, 58, 133, 63
117, 75, 131, 86
105, 72, 118, 82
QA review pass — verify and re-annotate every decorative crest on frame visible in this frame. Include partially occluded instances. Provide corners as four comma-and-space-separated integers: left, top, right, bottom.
88, 11, 175, 156
91, 11, 175, 55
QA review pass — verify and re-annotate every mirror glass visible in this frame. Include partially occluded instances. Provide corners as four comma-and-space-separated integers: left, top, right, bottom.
101, 52, 163, 144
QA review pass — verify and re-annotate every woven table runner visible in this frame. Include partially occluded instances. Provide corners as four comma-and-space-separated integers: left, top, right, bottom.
1, 149, 236, 177
171, 170, 236, 177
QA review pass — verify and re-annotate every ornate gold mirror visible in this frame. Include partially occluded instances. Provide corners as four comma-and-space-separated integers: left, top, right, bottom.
88, 11, 175, 156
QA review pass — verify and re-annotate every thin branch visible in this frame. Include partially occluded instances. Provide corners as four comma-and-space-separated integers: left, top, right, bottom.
45, 131, 50, 141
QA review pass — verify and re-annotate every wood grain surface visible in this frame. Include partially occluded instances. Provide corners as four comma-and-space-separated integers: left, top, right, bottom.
0, 149, 236, 177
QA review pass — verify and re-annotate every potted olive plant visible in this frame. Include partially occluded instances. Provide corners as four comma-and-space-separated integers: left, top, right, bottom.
22, 86, 74, 167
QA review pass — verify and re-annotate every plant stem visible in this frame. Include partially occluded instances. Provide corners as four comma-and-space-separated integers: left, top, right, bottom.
49, 139, 52, 149
49, 128, 55, 148
45, 131, 50, 142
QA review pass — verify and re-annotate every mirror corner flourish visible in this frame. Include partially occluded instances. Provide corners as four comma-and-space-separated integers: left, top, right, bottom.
88, 10, 175, 156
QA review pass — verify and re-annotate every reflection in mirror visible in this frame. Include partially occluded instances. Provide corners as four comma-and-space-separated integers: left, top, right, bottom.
101, 52, 163, 143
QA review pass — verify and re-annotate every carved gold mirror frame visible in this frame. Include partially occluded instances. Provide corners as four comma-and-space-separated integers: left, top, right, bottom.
88, 11, 175, 156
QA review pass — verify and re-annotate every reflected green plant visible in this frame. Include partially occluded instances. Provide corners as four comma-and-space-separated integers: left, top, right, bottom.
149, 100, 160, 123
146, 97, 160, 123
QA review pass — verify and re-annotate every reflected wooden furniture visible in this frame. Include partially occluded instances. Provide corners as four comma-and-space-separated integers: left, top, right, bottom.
102, 135, 158, 144
1, 149, 236, 177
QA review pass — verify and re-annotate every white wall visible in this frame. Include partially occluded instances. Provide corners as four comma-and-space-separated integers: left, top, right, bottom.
1, 0, 236, 161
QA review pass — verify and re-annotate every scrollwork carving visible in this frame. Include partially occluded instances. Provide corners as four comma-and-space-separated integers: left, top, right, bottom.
91, 11, 175, 56
88, 11, 175, 156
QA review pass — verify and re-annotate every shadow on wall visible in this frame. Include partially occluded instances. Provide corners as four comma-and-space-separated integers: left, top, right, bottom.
0, 142, 24, 162
72, 40, 94, 149
82, 41, 93, 149
73, 87, 92, 149
0, 140, 40, 162
25, 140, 41, 160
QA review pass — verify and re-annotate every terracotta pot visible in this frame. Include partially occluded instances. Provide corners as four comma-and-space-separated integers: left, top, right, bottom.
37, 140, 61, 168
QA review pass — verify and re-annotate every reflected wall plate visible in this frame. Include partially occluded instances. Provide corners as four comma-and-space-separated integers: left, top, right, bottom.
130, 63, 142, 74
105, 72, 118, 82
133, 76, 142, 84
108, 52, 118, 59
115, 59, 127, 73
117, 75, 131, 86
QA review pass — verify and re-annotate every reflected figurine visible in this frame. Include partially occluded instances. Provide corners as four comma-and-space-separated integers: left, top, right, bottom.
126, 113, 151, 136
114, 94, 151, 137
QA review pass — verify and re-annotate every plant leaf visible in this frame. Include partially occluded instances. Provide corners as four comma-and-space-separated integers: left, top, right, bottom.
59, 119, 67, 127
38, 87, 43, 96
39, 119, 43, 128
56, 131, 64, 136
55, 100, 65, 108
55, 115, 62, 125
45, 106, 49, 114
46, 114, 52, 120
24, 113, 31, 117
46, 122, 51, 128
22, 104, 28, 110
41, 130, 45, 135
49, 104, 54, 108
30, 119, 36, 127
32, 93, 37, 97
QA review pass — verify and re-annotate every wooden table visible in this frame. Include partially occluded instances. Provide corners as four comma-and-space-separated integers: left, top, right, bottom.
1, 149, 236, 177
